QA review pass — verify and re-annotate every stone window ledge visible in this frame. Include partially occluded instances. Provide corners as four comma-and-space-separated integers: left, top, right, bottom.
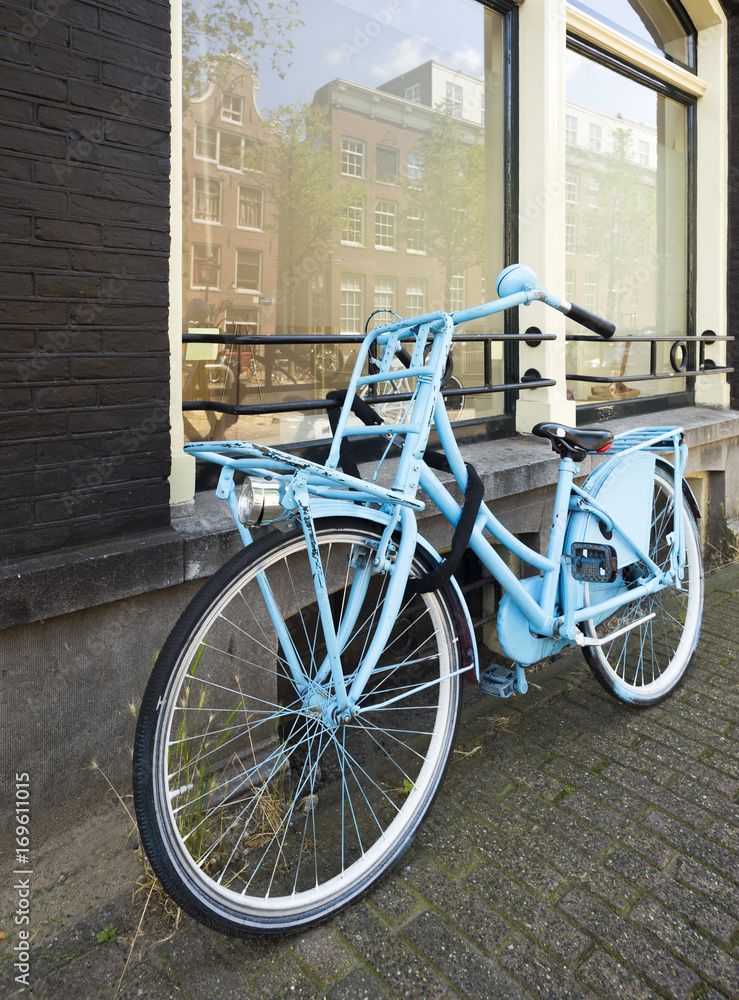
2, 405, 737, 631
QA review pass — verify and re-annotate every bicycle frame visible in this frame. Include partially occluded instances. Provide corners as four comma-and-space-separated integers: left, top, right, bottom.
186, 274, 689, 721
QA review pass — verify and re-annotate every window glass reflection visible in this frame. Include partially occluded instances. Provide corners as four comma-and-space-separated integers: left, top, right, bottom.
181, 0, 506, 448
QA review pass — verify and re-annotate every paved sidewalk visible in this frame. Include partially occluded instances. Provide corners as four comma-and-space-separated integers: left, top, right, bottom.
3, 562, 739, 1000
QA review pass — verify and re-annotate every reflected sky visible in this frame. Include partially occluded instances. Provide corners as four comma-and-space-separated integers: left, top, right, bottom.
187, 0, 484, 112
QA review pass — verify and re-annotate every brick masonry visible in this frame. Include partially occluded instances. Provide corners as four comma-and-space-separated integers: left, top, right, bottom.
2, 560, 739, 999
0, 0, 172, 560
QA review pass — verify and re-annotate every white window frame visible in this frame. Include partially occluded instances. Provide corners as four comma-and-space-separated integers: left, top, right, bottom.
340, 274, 364, 333
514, 0, 728, 434
405, 83, 421, 102
341, 137, 365, 178
341, 197, 364, 246
237, 185, 264, 230
191, 243, 221, 291
445, 81, 463, 117
235, 248, 262, 293
375, 199, 397, 250
406, 278, 426, 317
193, 175, 222, 224
221, 93, 244, 124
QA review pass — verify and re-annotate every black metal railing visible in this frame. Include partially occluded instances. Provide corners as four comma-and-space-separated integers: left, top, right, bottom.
565, 331, 733, 387
182, 330, 558, 419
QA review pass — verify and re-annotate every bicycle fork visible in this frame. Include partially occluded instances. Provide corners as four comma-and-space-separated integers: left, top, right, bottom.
291, 477, 420, 726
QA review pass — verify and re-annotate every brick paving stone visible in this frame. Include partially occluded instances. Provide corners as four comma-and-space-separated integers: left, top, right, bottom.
563, 688, 625, 722
651, 713, 739, 761
622, 717, 708, 758
576, 731, 674, 784
558, 886, 699, 999
675, 856, 739, 918
644, 809, 739, 875
367, 877, 422, 925
291, 927, 354, 986
606, 847, 739, 943
402, 910, 529, 1000
521, 824, 635, 910
255, 960, 325, 999
463, 816, 566, 897
509, 715, 604, 771
504, 786, 611, 858
499, 934, 600, 1000
676, 695, 739, 729
338, 901, 448, 999
630, 896, 739, 996
467, 863, 590, 964
579, 949, 659, 1000
667, 772, 739, 824
402, 855, 511, 953
447, 776, 529, 836
630, 736, 739, 796
705, 819, 739, 852
600, 762, 709, 827
328, 968, 390, 999
415, 817, 485, 875
544, 755, 647, 819
563, 791, 675, 867
157, 923, 257, 999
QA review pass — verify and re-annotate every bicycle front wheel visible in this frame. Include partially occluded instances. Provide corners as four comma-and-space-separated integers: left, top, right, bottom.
133, 518, 463, 935
582, 466, 704, 705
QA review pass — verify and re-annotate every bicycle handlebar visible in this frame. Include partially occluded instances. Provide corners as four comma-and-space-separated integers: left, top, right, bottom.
559, 300, 615, 339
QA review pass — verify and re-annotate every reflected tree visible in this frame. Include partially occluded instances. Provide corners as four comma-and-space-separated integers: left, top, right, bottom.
251, 102, 345, 336
182, 0, 302, 104
408, 110, 485, 310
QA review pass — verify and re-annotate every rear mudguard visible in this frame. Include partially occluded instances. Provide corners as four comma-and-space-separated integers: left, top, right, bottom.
306, 500, 479, 681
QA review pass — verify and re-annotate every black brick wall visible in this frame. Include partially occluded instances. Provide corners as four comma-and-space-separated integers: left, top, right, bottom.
0, 0, 172, 561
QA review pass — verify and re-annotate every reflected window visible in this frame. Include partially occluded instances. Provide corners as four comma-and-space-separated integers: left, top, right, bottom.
238, 186, 263, 230
445, 82, 463, 117
376, 146, 399, 184
375, 200, 397, 250
236, 250, 261, 292
341, 275, 364, 333
341, 138, 365, 178
406, 279, 427, 317
181, 0, 509, 449
221, 93, 243, 124
192, 244, 220, 290
193, 176, 221, 223
341, 198, 364, 246
565, 46, 690, 405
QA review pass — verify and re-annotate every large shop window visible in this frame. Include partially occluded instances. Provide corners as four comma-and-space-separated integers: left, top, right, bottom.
181, 0, 511, 450
564, 1, 696, 413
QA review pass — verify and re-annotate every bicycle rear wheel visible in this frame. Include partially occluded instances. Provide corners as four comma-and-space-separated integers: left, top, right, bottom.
581, 466, 703, 705
133, 518, 463, 934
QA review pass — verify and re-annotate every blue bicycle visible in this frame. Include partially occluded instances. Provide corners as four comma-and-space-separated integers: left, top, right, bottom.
133, 264, 703, 935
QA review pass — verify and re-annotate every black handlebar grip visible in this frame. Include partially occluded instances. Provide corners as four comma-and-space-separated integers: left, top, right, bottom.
566, 302, 616, 339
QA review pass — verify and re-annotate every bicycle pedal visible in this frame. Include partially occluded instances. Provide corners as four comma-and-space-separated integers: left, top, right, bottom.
479, 665, 517, 698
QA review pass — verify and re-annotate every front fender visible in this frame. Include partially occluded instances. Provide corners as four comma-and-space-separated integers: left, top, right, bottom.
309, 500, 479, 681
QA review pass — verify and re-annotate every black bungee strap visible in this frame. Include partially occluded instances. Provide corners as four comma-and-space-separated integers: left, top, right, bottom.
326, 389, 384, 481
406, 452, 484, 595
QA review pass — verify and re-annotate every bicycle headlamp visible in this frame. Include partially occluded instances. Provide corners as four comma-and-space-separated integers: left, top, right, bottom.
237, 476, 284, 526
